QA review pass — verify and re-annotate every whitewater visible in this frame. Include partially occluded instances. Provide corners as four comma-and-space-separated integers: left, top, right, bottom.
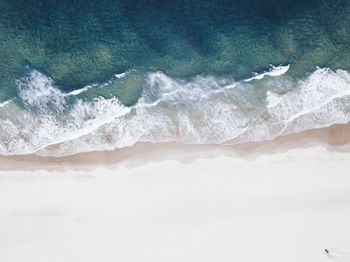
1, 64, 350, 157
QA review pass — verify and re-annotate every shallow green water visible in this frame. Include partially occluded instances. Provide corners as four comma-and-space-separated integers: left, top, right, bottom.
1, 0, 350, 156
1, 0, 350, 103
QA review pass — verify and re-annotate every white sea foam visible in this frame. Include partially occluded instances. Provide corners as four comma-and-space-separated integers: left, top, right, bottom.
17, 70, 66, 111
0, 70, 129, 155
0, 99, 12, 108
1, 66, 350, 156
266, 91, 281, 108
115, 72, 127, 79
244, 64, 290, 82
66, 70, 129, 96
263, 68, 350, 137
67, 85, 95, 96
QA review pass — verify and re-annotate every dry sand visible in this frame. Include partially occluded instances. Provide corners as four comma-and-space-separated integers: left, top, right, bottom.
1, 124, 350, 261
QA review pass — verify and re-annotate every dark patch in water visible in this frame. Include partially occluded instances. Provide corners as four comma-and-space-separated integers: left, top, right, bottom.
0, 0, 349, 101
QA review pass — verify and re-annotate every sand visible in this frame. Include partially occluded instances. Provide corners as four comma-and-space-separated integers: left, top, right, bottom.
1, 124, 350, 261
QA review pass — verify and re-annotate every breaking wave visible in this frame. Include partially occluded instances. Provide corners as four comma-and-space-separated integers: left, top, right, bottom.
1, 65, 350, 157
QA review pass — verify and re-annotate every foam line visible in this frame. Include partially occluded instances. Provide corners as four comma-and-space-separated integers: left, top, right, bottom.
2, 66, 350, 156
244, 64, 290, 82
0, 99, 12, 108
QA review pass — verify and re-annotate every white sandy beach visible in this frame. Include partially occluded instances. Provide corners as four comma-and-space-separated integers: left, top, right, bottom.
1, 131, 350, 261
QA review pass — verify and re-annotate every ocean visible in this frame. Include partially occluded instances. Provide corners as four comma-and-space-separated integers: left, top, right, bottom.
0, 0, 350, 156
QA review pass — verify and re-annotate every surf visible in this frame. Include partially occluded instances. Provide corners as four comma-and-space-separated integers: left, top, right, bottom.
1, 65, 350, 157
244, 64, 290, 82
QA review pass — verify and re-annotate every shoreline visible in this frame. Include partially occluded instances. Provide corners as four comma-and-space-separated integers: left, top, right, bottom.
1, 124, 350, 262
1, 123, 350, 171
1, 125, 350, 262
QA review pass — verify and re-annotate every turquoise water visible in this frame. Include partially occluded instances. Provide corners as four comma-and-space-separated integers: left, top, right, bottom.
1, 0, 350, 156
1, 0, 350, 100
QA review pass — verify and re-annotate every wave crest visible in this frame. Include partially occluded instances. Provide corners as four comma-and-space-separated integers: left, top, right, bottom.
1, 67, 350, 156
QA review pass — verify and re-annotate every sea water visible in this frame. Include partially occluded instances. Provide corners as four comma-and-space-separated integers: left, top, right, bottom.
0, 0, 350, 156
